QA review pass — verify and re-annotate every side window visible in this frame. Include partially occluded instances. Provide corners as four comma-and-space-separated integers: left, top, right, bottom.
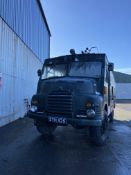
106, 70, 109, 82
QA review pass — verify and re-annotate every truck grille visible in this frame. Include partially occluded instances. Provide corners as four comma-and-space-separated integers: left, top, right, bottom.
47, 92, 73, 116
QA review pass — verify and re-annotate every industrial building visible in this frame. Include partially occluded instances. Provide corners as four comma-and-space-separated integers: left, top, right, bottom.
0, 0, 51, 126
114, 71, 131, 101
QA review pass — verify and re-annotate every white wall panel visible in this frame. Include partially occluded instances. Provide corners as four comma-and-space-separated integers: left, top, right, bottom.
116, 83, 131, 99
0, 17, 42, 126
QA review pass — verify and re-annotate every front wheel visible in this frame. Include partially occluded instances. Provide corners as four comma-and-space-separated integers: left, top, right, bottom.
35, 120, 57, 135
89, 111, 108, 146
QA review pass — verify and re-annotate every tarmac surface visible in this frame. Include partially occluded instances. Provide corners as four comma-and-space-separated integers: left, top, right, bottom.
0, 104, 131, 175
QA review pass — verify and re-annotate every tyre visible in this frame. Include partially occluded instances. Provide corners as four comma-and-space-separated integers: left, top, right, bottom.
35, 120, 57, 135
89, 111, 108, 146
109, 110, 114, 123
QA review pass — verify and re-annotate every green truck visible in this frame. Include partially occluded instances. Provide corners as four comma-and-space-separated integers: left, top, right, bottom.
28, 50, 116, 146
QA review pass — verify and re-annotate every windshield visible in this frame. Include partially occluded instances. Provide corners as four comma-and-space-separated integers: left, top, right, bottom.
69, 62, 102, 78
42, 61, 102, 79
42, 64, 67, 79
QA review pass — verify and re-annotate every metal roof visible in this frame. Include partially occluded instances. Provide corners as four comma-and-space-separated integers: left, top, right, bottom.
114, 71, 131, 83
37, 0, 51, 36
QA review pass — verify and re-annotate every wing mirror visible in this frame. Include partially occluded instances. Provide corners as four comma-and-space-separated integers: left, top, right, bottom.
108, 63, 114, 71
37, 69, 42, 77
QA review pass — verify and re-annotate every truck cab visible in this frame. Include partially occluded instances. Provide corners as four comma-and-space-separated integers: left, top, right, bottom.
28, 52, 115, 146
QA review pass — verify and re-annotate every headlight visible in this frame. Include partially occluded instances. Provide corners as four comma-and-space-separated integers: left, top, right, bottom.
30, 105, 37, 112
86, 109, 95, 118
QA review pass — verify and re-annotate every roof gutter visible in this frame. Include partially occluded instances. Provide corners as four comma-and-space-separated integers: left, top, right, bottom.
37, 0, 51, 36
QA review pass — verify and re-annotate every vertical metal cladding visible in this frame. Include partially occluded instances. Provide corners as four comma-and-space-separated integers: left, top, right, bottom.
0, 0, 50, 126
0, 0, 50, 61
0, 17, 42, 126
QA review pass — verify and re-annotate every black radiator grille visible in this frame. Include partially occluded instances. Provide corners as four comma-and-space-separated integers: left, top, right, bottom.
47, 93, 73, 116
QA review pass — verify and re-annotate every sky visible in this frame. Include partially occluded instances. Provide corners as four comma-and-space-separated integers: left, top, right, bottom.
41, 0, 131, 73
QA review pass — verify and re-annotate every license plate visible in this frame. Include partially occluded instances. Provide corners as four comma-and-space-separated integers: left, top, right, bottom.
48, 116, 67, 125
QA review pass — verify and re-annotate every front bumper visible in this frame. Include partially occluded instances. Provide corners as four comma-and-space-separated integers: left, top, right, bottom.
27, 111, 102, 126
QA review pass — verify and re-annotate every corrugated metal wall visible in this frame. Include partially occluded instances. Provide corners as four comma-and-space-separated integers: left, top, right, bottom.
116, 83, 131, 99
0, 17, 42, 126
0, 0, 50, 61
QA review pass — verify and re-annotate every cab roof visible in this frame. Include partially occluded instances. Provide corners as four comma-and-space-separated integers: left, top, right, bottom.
44, 53, 108, 65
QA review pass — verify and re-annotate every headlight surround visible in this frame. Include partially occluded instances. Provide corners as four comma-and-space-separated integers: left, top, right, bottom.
30, 105, 38, 112
86, 109, 95, 118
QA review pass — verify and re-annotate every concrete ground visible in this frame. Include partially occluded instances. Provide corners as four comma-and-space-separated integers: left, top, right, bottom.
0, 104, 131, 175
